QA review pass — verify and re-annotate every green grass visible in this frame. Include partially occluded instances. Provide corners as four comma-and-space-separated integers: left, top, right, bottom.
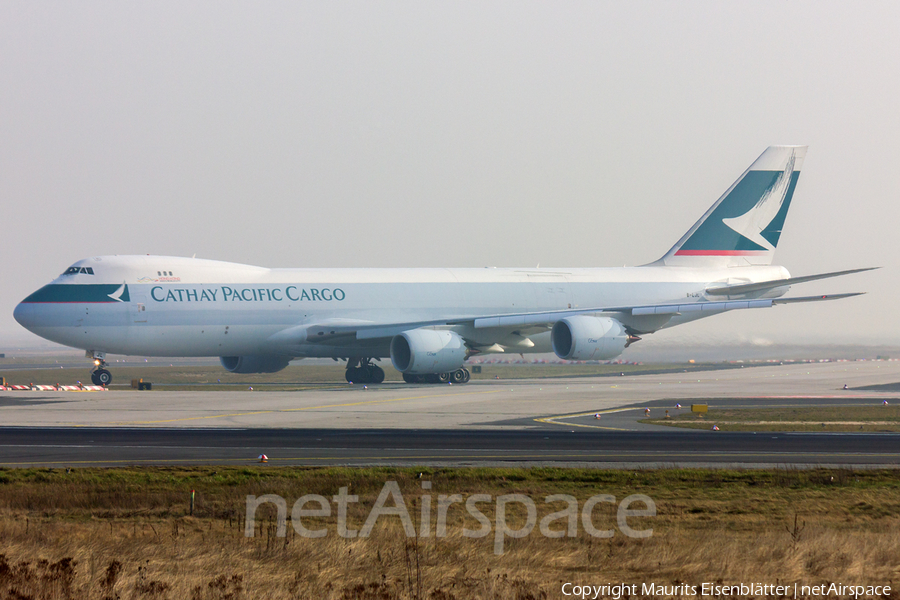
1, 466, 899, 517
644, 404, 900, 432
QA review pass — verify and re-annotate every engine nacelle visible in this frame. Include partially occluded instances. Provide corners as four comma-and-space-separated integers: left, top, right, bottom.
220, 355, 292, 374
391, 329, 467, 374
551, 316, 628, 361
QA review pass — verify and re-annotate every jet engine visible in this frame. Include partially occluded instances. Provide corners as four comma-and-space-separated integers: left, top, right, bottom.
220, 355, 292, 374
551, 316, 628, 361
390, 329, 467, 374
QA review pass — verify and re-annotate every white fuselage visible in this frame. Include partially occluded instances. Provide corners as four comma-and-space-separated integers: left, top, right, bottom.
14, 255, 789, 359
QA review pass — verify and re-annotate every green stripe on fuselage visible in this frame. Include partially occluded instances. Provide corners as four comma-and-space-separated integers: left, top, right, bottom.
21, 284, 130, 303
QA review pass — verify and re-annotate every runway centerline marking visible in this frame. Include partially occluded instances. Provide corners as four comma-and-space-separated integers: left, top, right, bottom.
102, 389, 503, 425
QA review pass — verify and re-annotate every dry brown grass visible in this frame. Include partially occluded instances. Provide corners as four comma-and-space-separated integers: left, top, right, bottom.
0, 467, 899, 599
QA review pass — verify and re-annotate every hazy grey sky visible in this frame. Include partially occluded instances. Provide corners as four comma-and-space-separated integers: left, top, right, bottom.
1, 1, 897, 349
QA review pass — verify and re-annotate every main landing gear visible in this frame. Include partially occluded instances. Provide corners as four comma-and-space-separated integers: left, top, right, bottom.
88, 351, 112, 386
345, 358, 385, 384
403, 368, 470, 384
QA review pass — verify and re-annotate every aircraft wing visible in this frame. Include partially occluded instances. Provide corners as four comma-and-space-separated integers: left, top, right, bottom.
704, 267, 878, 296
284, 292, 865, 345
464, 293, 864, 327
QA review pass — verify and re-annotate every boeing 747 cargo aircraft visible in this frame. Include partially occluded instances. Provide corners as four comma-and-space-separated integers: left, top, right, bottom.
14, 146, 873, 386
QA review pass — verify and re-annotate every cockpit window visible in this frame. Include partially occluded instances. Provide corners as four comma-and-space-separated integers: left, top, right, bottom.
61, 266, 94, 276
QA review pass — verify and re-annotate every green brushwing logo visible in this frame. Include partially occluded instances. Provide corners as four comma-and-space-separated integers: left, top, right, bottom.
677, 153, 799, 255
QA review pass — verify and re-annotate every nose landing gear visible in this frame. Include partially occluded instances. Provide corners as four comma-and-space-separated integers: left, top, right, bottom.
91, 369, 112, 386
88, 351, 112, 386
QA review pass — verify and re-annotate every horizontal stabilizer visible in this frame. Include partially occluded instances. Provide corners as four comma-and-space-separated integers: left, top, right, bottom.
706, 267, 879, 296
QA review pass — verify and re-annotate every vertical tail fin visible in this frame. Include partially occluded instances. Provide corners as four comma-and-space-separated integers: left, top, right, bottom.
654, 145, 807, 267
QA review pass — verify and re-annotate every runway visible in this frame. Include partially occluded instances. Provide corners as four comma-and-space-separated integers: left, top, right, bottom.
0, 426, 898, 468
0, 361, 898, 468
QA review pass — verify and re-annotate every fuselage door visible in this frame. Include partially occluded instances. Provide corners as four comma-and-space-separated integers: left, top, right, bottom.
132, 291, 148, 323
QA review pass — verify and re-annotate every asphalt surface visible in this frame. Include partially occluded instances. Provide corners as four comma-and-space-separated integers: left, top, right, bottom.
0, 361, 898, 468
0, 424, 898, 468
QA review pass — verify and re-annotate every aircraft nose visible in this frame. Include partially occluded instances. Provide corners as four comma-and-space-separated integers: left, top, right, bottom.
13, 301, 35, 330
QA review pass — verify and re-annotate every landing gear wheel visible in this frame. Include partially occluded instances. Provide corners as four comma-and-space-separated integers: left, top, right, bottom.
92, 369, 112, 386
366, 365, 385, 384
438, 372, 451, 383
345, 366, 363, 383
346, 358, 385, 384
402, 373, 422, 384
462, 368, 471, 383
451, 369, 466, 384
